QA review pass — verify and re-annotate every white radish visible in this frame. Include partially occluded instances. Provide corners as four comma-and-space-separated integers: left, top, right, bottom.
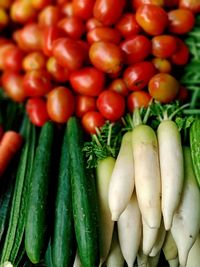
117, 191, 142, 267
157, 119, 184, 230
73, 250, 82, 267
142, 219, 159, 255
149, 219, 166, 257
162, 230, 178, 261
108, 131, 135, 221
96, 156, 116, 266
185, 233, 200, 267
171, 147, 200, 267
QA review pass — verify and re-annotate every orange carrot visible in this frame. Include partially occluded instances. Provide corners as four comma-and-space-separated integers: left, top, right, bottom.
0, 130, 23, 177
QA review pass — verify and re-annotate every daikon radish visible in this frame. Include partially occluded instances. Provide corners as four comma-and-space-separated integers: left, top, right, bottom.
162, 230, 178, 261
142, 219, 159, 255
149, 219, 166, 257
185, 233, 200, 267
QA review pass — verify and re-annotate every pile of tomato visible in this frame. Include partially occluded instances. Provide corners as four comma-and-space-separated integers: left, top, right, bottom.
0, 0, 199, 133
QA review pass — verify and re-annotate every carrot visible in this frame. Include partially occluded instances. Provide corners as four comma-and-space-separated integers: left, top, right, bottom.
0, 130, 23, 177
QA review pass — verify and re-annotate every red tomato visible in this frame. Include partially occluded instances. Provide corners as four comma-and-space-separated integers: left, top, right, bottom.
108, 78, 129, 96
23, 69, 52, 97
26, 97, 50, 127
58, 16, 86, 39
72, 0, 95, 20
127, 91, 152, 112
179, 0, 200, 14
136, 4, 168, 35
132, 0, 164, 9
167, 9, 195, 34
120, 35, 152, 65
22, 51, 47, 71
75, 95, 97, 117
115, 13, 141, 38
87, 27, 122, 44
89, 41, 124, 74
86, 17, 103, 31
31, 0, 53, 10
69, 67, 105, 97
93, 0, 126, 26
170, 37, 189, 65
52, 38, 87, 70
2, 45, 24, 72
148, 73, 180, 103
152, 57, 172, 73
38, 5, 63, 27
10, 0, 37, 24
46, 86, 75, 123
81, 111, 105, 134
0, 43, 15, 70
61, 2, 74, 17
123, 61, 157, 91
97, 90, 125, 121
151, 35, 177, 58
46, 57, 70, 82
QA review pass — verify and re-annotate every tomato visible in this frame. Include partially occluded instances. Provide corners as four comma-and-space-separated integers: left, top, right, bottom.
23, 69, 52, 97
120, 35, 152, 65
132, 0, 164, 10
115, 13, 141, 38
108, 78, 129, 96
179, 0, 200, 14
52, 38, 87, 71
46, 86, 75, 123
46, 57, 70, 82
86, 17, 103, 31
136, 4, 168, 35
167, 9, 195, 34
26, 97, 50, 127
10, 0, 37, 24
152, 57, 172, 73
89, 41, 124, 74
148, 73, 180, 103
97, 90, 125, 121
75, 95, 97, 117
0, 43, 15, 70
93, 0, 126, 26
31, 0, 53, 10
151, 35, 177, 58
22, 51, 47, 71
176, 85, 189, 102
123, 61, 157, 91
69, 67, 105, 97
81, 111, 105, 134
72, 0, 95, 20
2, 45, 24, 72
38, 5, 63, 27
0, 7, 9, 29
170, 37, 189, 65
127, 91, 152, 112
61, 2, 74, 16
87, 27, 122, 44
58, 16, 86, 39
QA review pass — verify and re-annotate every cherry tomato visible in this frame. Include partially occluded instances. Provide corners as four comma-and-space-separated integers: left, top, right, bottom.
81, 111, 105, 134
38, 5, 63, 27
97, 90, 125, 121
0, 43, 15, 70
75, 95, 97, 117
120, 35, 152, 65
86, 17, 103, 31
87, 27, 122, 45
10, 0, 37, 24
26, 97, 50, 127
72, 0, 95, 20
22, 51, 47, 71
136, 4, 168, 35
89, 41, 124, 74
61, 2, 74, 16
123, 61, 157, 91
31, 0, 53, 10
151, 35, 177, 58
2, 45, 24, 72
170, 37, 189, 65
69, 67, 105, 97
152, 57, 172, 73
115, 13, 141, 38
46, 86, 75, 123
127, 91, 152, 112
93, 0, 126, 26
108, 78, 129, 96
23, 69, 52, 97
46, 57, 70, 82
167, 9, 195, 34
132, 0, 164, 9
148, 73, 180, 103
58, 16, 86, 39
179, 0, 200, 14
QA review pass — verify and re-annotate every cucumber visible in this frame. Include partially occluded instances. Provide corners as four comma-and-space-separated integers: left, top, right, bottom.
51, 124, 75, 267
67, 117, 99, 267
25, 121, 55, 264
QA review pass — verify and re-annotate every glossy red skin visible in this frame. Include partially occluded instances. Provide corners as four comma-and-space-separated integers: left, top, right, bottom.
108, 78, 129, 96
31, 0, 53, 10
179, 0, 200, 14
52, 38, 87, 70
69, 67, 105, 97
58, 16, 86, 39
89, 41, 124, 74
10, 0, 37, 24
46, 57, 70, 82
72, 0, 95, 20
86, 17, 103, 31
23, 70, 52, 97
170, 37, 189, 65
0, 43, 15, 70
97, 90, 125, 121
151, 35, 177, 58
46, 86, 75, 123
81, 111, 105, 134
38, 5, 63, 27
3, 45, 24, 72
127, 91, 152, 112
22, 51, 47, 71
75, 95, 97, 117
152, 57, 172, 73
167, 9, 195, 34
123, 61, 157, 91
115, 13, 141, 38
132, 0, 164, 9
93, 0, 126, 26
120, 35, 152, 65
136, 4, 168, 35
87, 27, 122, 44
61, 2, 74, 17
26, 97, 50, 127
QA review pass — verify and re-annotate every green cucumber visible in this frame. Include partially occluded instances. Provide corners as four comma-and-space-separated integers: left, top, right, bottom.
51, 124, 75, 267
67, 117, 99, 267
25, 121, 54, 264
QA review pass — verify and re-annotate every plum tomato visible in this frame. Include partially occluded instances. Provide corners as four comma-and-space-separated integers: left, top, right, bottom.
46, 86, 75, 123
120, 35, 152, 65
151, 35, 177, 58
58, 16, 86, 39
75, 95, 97, 117
123, 61, 157, 91
72, 0, 95, 20
86, 17, 103, 31
148, 73, 180, 103
81, 111, 105, 134
135, 4, 168, 35
26, 97, 50, 127
46, 57, 70, 82
115, 13, 141, 38
22, 51, 47, 71
10, 0, 37, 24
87, 27, 122, 45
31, 0, 53, 10
89, 41, 124, 74
127, 91, 152, 112
170, 37, 189, 65
38, 5, 63, 27
69, 67, 105, 97
132, 0, 164, 10
108, 78, 129, 96
152, 57, 172, 73
179, 0, 200, 14
2, 45, 25, 72
0, 43, 15, 70
96, 90, 125, 121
